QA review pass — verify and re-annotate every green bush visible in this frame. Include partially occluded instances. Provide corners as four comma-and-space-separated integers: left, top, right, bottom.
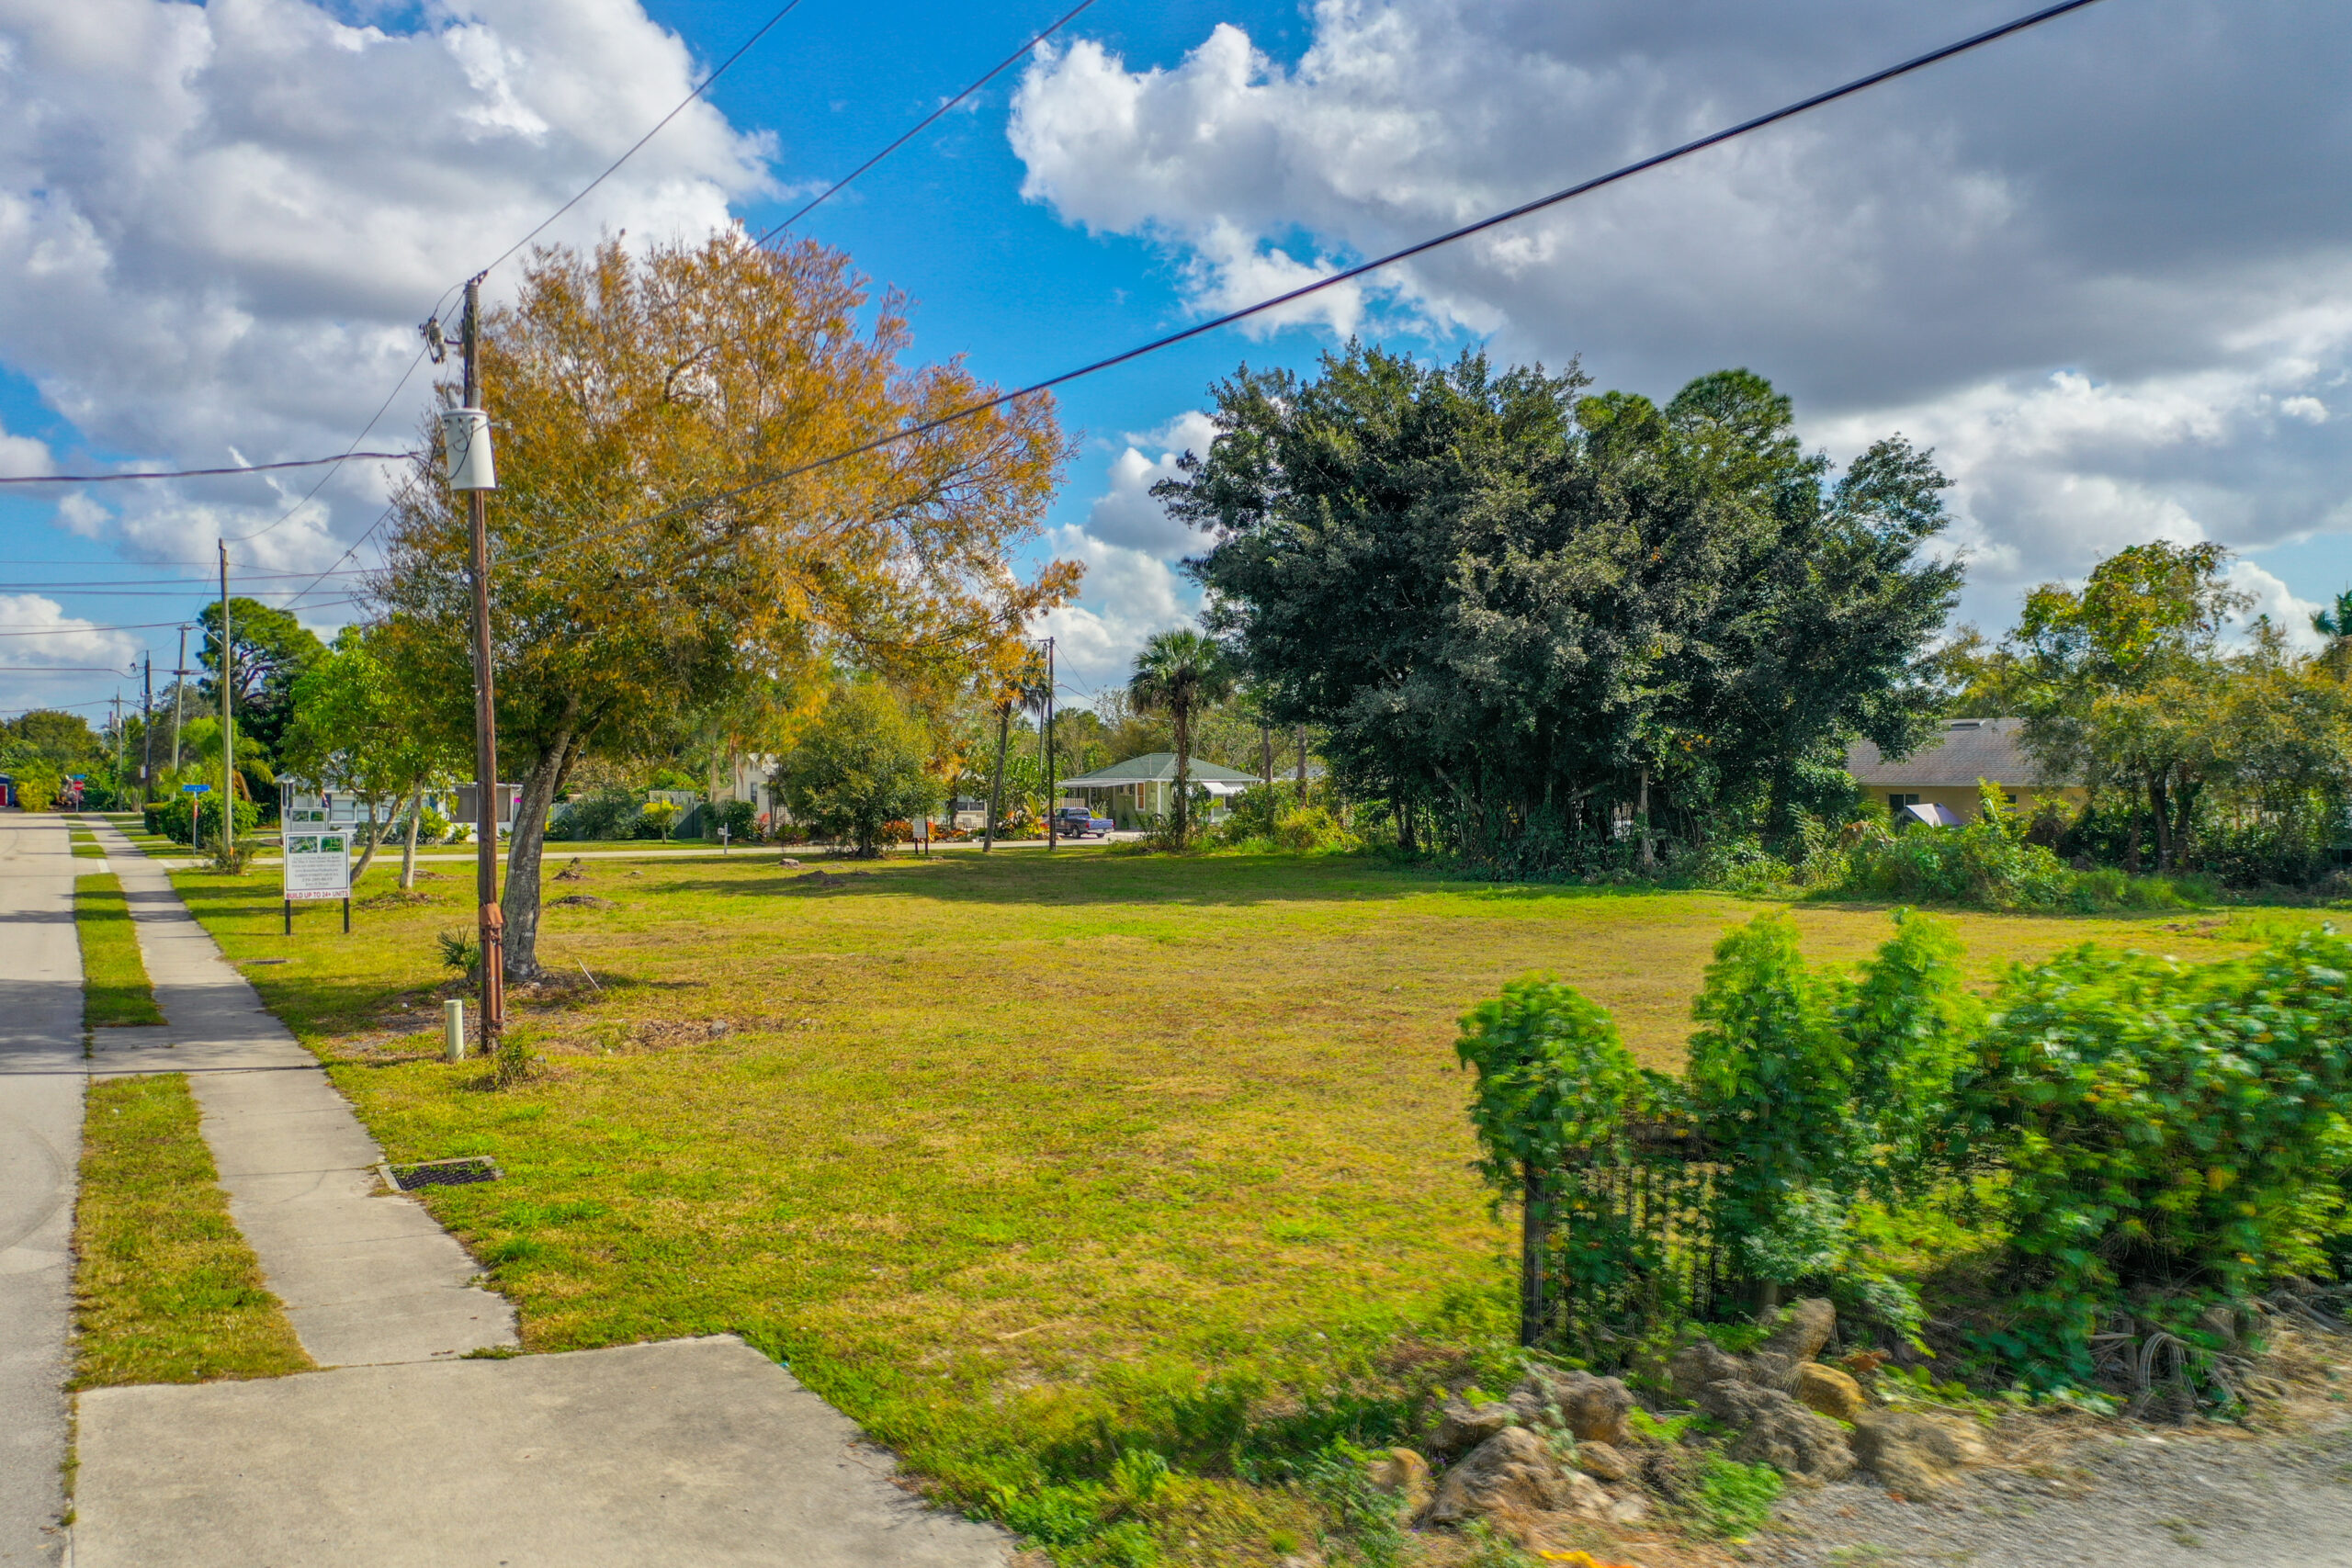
1685, 1454, 1783, 1539
1959, 931, 2352, 1382
710, 798, 758, 840
1834, 783, 2207, 911
151, 793, 260, 846
550, 786, 642, 842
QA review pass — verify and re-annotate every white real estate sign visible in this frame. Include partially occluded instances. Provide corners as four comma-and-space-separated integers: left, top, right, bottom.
281, 796, 353, 901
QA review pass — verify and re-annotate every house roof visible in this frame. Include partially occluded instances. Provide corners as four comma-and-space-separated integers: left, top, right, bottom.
1058, 751, 1265, 787
1847, 717, 2062, 789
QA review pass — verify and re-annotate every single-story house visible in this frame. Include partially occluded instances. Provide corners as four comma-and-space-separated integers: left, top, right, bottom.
1058, 752, 1266, 829
1846, 717, 2086, 824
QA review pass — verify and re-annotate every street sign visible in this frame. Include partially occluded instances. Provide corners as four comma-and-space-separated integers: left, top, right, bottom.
182, 784, 211, 795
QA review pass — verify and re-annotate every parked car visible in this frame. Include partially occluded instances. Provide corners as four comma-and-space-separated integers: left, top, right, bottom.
1053, 806, 1113, 838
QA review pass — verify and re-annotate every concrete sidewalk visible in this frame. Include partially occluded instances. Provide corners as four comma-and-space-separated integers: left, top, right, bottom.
89, 819, 514, 1368
75, 1337, 1010, 1568
0, 818, 83, 1567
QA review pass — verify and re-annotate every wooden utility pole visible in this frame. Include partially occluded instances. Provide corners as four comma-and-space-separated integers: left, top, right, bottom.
218, 542, 233, 857
1043, 636, 1057, 852
459, 273, 505, 1058
169, 626, 188, 776
140, 654, 153, 805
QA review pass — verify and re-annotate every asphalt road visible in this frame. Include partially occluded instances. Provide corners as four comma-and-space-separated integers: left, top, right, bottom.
0, 817, 82, 1566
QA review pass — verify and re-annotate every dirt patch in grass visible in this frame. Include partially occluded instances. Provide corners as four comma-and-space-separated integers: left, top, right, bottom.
73, 1073, 312, 1387
76, 872, 163, 1027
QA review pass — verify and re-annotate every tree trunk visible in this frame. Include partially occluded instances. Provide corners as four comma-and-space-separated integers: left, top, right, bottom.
500, 728, 578, 985
1259, 725, 1272, 789
984, 707, 1010, 852
2149, 775, 2172, 873
399, 792, 423, 889
1637, 766, 1655, 870
349, 794, 395, 885
1173, 703, 1192, 844
1295, 726, 1306, 796
1519, 1161, 1549, 1348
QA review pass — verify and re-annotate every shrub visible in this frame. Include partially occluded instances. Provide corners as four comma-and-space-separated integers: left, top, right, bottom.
710, 798, 757, 840
1958, 931, 2352, 1382
151, 793, 260, 846
551, 785, 641, 842
1685, 910, 1976, 1330
640, 799, 683, 840
417, 805, 454, 844
1271, 804, 1359, 853
1837, 784, 2210, 911
1685, 1454, 1783, 1539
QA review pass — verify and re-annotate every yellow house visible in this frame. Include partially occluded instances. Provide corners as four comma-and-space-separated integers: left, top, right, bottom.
1846, 717, 2086, 824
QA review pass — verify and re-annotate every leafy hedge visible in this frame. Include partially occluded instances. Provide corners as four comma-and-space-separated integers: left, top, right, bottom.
147, 794, 260, 846
1455, 911, 2352, 1388
1959, 931, 2352, 1381
1830, 784, 2211, 911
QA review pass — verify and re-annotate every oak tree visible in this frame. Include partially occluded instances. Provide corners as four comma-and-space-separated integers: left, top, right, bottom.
375, 233, 1074, 978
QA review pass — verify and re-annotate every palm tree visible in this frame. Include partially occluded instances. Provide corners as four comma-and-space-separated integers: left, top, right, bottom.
983, 655, 1050, 852
1128, 628, 1238, 846
2314, 589, 2352, 679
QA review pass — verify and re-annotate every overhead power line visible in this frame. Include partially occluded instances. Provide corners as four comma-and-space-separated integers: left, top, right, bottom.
507, 0, 2112, 568
0, 453, 412, 486
753, 0, 1101, 246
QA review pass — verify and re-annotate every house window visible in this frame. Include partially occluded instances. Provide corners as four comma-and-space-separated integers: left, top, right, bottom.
1889, 794, 1920, 811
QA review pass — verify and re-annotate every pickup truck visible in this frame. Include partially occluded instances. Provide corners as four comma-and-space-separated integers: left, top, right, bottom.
1052, 807, 1114, 839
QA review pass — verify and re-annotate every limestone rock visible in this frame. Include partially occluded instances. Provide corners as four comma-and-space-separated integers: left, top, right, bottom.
1517, 1369, 1634, 1446
1850, 1412, 1988, 1496
1668, 1339, 1748, 1404
1429, 1399, 1519, 1461
777, 856, 802, 867
1363, 1449, 1431, 1519
1746, 1350, 1803, 1393
1573, 1441, 1630, 1483
1795, 1363, 1867, 1422
1759, 1298, 1838, 1362
1721, 1389, 1856, 1482
1605, 1488, 1650, 1525
1421, 1428, 1575, 1528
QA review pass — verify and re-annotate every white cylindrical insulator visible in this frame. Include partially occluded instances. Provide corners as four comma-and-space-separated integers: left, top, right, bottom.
441, 408, 497, 491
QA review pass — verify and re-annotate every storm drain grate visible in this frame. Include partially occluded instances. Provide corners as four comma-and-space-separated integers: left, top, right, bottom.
385, 1156, 503, 1190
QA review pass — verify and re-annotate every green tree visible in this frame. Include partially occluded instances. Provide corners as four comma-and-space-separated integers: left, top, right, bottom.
198, 597, 327, 760
1128, 628, 1238, 846
775, 682, 940, 856
375, 232, 1072, 980
280, 627, 466, 886
1169, 348, 1959, 870
2006, 541, 2252, 870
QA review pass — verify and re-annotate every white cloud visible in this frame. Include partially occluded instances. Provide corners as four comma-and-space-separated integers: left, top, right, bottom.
0, 0, 770, 569
2225, 560, 2325, 654
0, 413, 47, 477
1012, 0, 2352, 619
0, 593, 141, 694
1037, 418, 1218, 694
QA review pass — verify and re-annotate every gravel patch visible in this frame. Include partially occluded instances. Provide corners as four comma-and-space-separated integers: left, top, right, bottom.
1752, 1414, 2352, 1567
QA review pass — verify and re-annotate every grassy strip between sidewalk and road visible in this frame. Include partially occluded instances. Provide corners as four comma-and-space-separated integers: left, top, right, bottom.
74, 874, 163, 1028
72, 1073, 313, 1387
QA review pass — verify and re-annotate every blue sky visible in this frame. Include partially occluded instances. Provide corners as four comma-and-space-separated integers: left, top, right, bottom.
2, 0, 2348, 718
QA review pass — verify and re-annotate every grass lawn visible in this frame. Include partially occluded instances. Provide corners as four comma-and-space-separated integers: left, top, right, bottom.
73, 1073, 313, 1386
163, 849, 2327, 1562
75, 873, 164, 1028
